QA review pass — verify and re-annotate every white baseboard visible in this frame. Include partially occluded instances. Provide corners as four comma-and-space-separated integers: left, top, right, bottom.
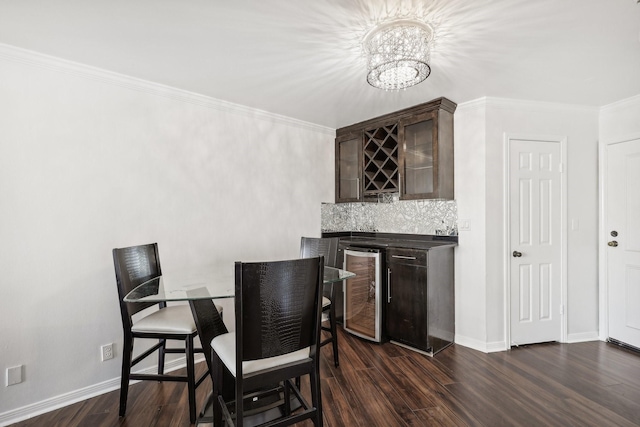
566, 331, 600, 343
454, 335, 508, 353
0, 356, 205, 427
454, 331, 602, 356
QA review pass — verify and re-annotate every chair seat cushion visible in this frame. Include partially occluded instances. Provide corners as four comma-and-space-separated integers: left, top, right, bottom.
211, 332, 310, 377
322, 296, 331, 308
132, 305, 197, 334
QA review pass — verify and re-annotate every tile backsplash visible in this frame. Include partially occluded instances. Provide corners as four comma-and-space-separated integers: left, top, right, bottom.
321, 198, 458, 235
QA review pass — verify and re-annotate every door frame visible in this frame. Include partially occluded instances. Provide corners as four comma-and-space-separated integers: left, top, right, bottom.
503, 133, 568, 346
598, 132, 640, 341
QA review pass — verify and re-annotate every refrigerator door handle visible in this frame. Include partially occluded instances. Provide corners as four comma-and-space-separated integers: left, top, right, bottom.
387, 268, 391, 303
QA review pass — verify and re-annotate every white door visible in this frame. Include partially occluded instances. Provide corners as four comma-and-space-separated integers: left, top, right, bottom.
606, 138, 640, 349
509, 138, 562, 346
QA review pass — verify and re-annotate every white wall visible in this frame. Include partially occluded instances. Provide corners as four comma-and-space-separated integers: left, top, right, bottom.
600, 95, 640, 141
0, 46, 334, 421
453, 100, 489, 349
598, 94, 640, 338
454, 98, 600, 351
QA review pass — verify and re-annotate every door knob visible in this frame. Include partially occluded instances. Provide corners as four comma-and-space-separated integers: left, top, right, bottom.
512, 251, 522, 257
608, 241, 618, 247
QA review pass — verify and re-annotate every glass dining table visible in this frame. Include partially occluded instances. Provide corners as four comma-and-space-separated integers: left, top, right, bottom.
124, 265, 355, 424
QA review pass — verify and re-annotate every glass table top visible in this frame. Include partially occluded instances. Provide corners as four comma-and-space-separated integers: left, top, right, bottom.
124, 266, 355, 303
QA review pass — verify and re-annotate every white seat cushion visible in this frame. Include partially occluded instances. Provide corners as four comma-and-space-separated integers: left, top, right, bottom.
211, 332, 310, 377
322, 296, 331, 308
132, 305, 197, 334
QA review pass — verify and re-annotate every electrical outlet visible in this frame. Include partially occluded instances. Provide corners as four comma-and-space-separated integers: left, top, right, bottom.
101, 343, 114, 361
6, 365, 23, 386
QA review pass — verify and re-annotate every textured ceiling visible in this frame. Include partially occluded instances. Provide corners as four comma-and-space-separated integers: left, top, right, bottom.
1, 0, 639, 129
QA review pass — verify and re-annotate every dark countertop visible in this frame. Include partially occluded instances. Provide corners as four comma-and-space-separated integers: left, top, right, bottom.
322, 232, 457, 251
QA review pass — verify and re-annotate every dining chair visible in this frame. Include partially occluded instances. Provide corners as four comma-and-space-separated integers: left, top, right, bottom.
300, 236, 341, 367
211, 256, 325, 427
113, 243, 208, 424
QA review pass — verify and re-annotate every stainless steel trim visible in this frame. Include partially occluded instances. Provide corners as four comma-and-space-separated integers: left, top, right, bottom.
391, 255, 417, 260
343, 248, 382, 342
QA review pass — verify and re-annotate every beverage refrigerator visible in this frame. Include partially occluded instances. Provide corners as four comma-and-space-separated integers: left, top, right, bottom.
342, 247, 384, 342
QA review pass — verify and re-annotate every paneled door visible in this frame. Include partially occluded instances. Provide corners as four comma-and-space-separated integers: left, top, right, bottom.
606, 138, 640, 349
509, 138, 563, 346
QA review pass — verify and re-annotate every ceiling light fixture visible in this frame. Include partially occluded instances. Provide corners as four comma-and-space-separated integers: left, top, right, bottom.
363, 19, 433, 91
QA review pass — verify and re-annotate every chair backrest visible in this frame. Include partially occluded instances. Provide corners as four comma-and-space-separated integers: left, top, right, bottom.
113, 243, 163, 328
300, 237, 339, 268
234, 257, 324, 365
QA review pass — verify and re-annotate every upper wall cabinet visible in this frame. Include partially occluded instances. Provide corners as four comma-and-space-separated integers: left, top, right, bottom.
335, 97, 456, 203
335, 133, 363, 202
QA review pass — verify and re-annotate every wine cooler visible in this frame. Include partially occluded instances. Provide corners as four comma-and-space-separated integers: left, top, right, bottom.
343, 248, 383, 342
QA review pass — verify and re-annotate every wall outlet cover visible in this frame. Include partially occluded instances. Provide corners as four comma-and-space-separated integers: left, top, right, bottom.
6, 365, 23, 386
101, 343, 114, 361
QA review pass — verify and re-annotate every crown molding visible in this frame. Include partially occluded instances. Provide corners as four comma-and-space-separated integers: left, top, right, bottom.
600, 93, 640, 114
0, 43, 334, 135
483, 96, 598, 113
457, 96, 489, 110
457, 96, 599, 114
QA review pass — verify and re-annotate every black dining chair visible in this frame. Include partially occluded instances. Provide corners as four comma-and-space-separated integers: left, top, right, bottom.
211, 256, 325, 427
300, 236, 341, 367
113, 243, 208, 424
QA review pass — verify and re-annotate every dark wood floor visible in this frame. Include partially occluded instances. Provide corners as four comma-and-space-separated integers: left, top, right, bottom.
10, 328, 640, 427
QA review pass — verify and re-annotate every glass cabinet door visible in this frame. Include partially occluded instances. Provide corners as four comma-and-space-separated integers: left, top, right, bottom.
336, 134, 362, 202
400, 113, 436, 199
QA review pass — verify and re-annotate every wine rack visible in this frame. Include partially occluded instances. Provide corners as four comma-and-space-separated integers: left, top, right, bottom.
363, 124, 399, 195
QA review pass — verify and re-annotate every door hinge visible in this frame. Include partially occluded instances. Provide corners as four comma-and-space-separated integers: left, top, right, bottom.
559, 304, 564, 315
559, 163, 564, 173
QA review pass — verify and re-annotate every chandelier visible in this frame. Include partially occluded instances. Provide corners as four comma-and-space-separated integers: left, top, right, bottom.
364, 19, 433, 91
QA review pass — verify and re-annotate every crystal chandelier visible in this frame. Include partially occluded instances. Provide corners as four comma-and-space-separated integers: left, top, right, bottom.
364, 19, 432, 91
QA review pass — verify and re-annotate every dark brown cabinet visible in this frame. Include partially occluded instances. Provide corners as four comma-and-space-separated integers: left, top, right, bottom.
386, 246, 454, 355
335, 97, 456, 202
335, 133, 363, 203
399, 106, 454, 200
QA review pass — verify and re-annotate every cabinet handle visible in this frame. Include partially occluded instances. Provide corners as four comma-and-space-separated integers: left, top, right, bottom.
387, 268, 391, 303
391, 255, 417, 260
356, 177, 360, 199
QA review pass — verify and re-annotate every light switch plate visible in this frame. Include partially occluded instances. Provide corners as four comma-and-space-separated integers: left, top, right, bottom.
458, 219, 470, 231
6, 365, 23, 386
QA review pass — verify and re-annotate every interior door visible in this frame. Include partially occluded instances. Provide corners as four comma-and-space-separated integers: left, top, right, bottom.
509, 138, 562, 346
606, 138, 640, 349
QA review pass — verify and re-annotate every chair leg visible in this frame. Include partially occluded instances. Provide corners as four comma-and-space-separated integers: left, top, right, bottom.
310, 366, 323, 427
119, 336, 134, 417
329, 305, 339, 367
283, 379, 291, 416
236, 374, 244, 427
186, 336, 196, 424
158, 338, 166, 375
212, 350, 223, 427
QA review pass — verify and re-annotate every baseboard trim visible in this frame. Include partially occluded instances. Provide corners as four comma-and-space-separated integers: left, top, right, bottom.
0, 356, 205, 427
454, 335, 508, 353
567, 331, 600, 343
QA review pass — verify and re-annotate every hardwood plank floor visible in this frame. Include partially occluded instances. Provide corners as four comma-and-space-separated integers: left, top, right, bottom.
9, 329, 640, 427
